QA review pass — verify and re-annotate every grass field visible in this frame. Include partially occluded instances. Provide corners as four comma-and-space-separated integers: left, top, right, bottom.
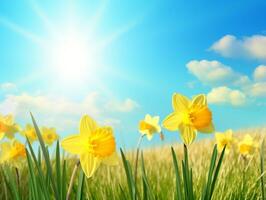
0, 119, 265, 200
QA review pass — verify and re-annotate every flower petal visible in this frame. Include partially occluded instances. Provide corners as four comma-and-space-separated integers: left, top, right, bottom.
172, 93, 190, 112
0, 132, 4, 140
151, 116, 160, 125
80, 153, 101, 178
162, 112, 182, 131
191, 94, 207, 107
80, 115, 98, 136
179, 124, 196, 145
102, 152, 119, 166
198, 122, 215, 133
61, 135, 85, 154
145, 114, 152, 121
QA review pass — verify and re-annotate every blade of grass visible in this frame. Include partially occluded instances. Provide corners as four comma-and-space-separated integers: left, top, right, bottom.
171, 147, 183, 200
62, 160, 67, 200
203, 144, 218, 200
209, 145, 226, 199
2, 166, 20, 200
55, 141, 62, 200
120, 148, 136, 200
26, 137, 50, 199
76, 170, 85, 200
260, 139, 265, 200
26, 149, 39, 200
140, 151, 154, 200
30, 113, 59, 199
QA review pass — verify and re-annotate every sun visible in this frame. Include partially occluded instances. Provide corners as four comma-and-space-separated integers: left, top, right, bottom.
48, 30, 97, 84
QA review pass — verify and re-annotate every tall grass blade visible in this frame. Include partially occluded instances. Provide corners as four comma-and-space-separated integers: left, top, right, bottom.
203, 144, 218, 200
140, 151, 154, 200
2, 166, 20, 200
76, 170, 85, 200
30, 113, 59, 199
55, 141, 62, 199
26, 149, 39, 200
171, 147, 183, 200
209, 145, 226, 199
26, 137, 50, 199
120, 148, 136, 200
62, 160, 67, 200
260, 139, 265, 200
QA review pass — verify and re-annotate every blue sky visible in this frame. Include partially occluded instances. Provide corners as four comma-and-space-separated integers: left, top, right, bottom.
1, 0, 266, 148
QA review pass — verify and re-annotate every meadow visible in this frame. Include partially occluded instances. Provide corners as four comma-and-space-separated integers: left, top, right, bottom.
0, 94, 265, 200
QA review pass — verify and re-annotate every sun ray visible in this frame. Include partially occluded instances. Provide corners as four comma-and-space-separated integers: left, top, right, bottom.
99, 20, 139, 49
86, 0, 109, 33
0, 16, 44, 46
27, 0, 58, 36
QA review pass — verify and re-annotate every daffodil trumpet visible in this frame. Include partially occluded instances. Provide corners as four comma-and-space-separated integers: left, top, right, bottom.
66, 160, 80, 200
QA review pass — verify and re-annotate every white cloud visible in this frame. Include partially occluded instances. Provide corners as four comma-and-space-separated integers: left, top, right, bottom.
253, 65, 266, 82
186, 60, 250, 87
246, 82, 266, 97
207, 86, 246, 106
210, 34, 266, 59
105, 98, 139, 112
0, 82, 17, 92
0, 92, 139, 131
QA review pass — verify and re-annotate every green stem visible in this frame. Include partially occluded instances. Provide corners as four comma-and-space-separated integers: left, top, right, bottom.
15, 167, 20, 189
66, 160, 80, 200
134, 135, 144, 184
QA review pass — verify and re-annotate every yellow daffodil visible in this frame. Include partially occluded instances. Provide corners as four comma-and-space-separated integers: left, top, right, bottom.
238, 134, 258, 156
0, 139, 26, 167
20, 124, 37, 143
61, 115, 117, 178
42, 127, 59, 146
163, 93, 214, 145
215, 129, 234, 153
0, 114, 20, 140
139, 114, 161, 140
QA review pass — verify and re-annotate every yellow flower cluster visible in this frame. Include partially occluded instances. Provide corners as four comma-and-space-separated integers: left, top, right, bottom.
215, 129, 259, 156
137, 93, 259, 158
0, 114, 59, 166
138, 93, 214, 145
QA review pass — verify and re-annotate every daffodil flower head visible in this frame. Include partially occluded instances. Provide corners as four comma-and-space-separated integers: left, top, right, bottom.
238, 134, 258, 156
215, 129, 233, 153
61, 115, 118, 178
0, 114, 20, 140
163, 93, 214, 145
20, 124, 37, 143
42, 127, 59, 146
0, 139, 26, 168
139, 114, 161, 140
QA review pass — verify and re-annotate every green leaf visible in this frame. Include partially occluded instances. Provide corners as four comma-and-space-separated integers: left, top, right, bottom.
26, 149, 39, 200
62, 160, 67, 200
26, 137, 50, 199
2, 166, 20, 200
171, 147, 183, 200
203, 144, 218, 200
55, 141, 62, 200
260, 139, 265, 200
76, 170, 85, 200
120, 148, 136, 200
30, 113, 59, 199
140, 151, 154, 200
209, 145, 226, 199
